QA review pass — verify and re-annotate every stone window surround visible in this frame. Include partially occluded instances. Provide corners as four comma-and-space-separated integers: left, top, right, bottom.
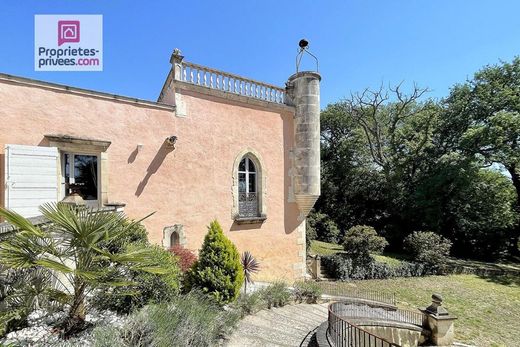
44, 134, 110, 206
232, 148, 267, 224
162, 224, 186, 248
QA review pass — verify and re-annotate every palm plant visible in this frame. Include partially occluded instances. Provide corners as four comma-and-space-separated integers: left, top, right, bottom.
240, 251, 260, 294
0, 203, 160, 336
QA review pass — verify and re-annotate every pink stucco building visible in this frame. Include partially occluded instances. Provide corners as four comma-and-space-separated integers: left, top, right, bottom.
0, 50, 321, 281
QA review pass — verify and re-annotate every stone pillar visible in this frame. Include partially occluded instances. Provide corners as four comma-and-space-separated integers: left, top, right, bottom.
421, 294, 457, 346
286, 71, 321, 218
170, 48, 184, 80
312, 255, 321, 280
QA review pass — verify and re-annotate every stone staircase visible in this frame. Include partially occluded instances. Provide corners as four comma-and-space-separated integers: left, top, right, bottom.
224, 303, 329, 347
306, 256, 332, 281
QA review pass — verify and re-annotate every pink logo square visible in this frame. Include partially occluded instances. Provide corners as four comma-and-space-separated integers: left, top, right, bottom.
58, 20, 80, 46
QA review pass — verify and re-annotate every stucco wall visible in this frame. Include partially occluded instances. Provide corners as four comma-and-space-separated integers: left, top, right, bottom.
0, 78, 303, 281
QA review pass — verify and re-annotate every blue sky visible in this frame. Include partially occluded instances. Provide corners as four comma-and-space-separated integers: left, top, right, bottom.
1, 0, 519, 108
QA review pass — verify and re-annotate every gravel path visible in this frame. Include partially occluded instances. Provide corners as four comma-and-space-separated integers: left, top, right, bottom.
224, 303, 328, 347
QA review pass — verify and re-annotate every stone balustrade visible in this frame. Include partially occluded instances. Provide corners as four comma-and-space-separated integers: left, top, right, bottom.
170, 50, 286, 104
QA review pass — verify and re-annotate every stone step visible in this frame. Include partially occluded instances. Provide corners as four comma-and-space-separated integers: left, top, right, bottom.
224, 303, 330, 347
256, 307, 323, 332
243, 313, 307, 341
254, 309, 314, 334
280, 304, 328, 323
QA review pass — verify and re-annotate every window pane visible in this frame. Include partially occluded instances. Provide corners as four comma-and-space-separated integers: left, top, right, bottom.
239, 158, 246, 172
248, 159, 256, 172
248, 173, 256, 193
238, 173, 246, 192
74, 155, 98, 200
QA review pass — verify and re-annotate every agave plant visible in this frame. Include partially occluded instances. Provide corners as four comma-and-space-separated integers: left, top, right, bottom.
0, 203, 161, 337
240, 251, 260, 294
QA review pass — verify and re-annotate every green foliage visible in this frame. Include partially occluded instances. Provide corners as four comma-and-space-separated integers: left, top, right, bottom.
292, 281, 322, 304
92, 244, 181, 315
92, 291, 239, 347
404, 231, 452, 266
317, 62, 520, 261
307, 211, 341, 244
343, 225, 388, 263
98, 220, 148, 254
0, 204, 158, 336
232, 291, 265, 318
257, 281, 291, 308
322, 254, 437, 281
0, 267, 60, 337
185, 220, 244, 305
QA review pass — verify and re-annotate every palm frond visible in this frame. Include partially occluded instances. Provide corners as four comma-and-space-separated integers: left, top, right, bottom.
35, 258, 74, 273
0, 207, 44, 237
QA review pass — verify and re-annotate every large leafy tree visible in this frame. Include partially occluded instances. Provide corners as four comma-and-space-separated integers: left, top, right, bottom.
444, 57, 520, 255
0, 203, 161, 336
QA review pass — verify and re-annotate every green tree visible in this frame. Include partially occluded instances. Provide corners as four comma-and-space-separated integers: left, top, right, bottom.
444, 57, 520, 255
186, 220, 243, 305
306, 211, 340, 244
0, 203, 161, 336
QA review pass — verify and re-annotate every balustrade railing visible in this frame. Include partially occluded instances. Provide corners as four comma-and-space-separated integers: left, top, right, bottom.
328, 302, 400, 347
317, 282, 396, 306
175, 61, 286, 104
238, 192, 259, 217
331, 302, 425, 327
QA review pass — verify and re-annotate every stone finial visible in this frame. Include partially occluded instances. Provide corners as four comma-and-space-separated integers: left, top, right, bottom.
170, 48, 184, 64
426, 293, 449, 316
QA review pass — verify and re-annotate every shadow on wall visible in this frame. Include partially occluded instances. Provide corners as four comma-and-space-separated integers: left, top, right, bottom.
135, 141, 174, 197
128, 147, 138, 164
282, 113, 301, 235
230, 221, 264, 231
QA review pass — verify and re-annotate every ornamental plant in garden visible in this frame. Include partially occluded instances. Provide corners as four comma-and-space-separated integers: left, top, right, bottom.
185, 220, 244, 305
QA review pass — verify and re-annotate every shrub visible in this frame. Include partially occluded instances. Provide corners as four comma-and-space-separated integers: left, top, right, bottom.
0, 204, 160, 337
322, 254, 439, 281
292, 281, 322, 304
99, 220, 149, 254
169, 245, 198, 273
241, 251, 260, 294
185, 220, 244, 305
307, 212, 341, 244
343, 225, 388, 263
93, 291, 239, 347
232, 291, 265, 318
404, 231, 452, 266
258, 281, 291, 308
92, 244, 181, 315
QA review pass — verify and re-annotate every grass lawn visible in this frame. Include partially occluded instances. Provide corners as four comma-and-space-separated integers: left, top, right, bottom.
310, 240, 343, 256
321, 274, 520, 347
310, 240, 405, 267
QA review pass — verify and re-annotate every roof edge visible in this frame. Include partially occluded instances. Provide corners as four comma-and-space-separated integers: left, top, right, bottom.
0, 73, 175, 111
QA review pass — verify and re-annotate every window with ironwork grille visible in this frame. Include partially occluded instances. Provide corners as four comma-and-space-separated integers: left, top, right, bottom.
238, 156, 259, 217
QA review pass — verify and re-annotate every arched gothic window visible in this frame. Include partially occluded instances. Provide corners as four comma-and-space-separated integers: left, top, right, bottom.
238, 156, 259, 217
170, 231, 180, 247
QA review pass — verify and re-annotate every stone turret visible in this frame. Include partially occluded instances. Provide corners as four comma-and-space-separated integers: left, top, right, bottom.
286, 71, 321, 218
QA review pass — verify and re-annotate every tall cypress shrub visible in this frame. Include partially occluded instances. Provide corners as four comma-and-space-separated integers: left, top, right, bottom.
185, 220, 243, 305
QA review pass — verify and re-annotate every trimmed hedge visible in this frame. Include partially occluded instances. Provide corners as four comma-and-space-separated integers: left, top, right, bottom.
322, 254, 439, 280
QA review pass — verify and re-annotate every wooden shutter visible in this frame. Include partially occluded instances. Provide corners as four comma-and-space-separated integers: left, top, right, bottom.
4, 144, 59, 217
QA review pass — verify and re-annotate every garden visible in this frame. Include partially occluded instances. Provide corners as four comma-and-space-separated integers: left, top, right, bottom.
0, 204, 320, 347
